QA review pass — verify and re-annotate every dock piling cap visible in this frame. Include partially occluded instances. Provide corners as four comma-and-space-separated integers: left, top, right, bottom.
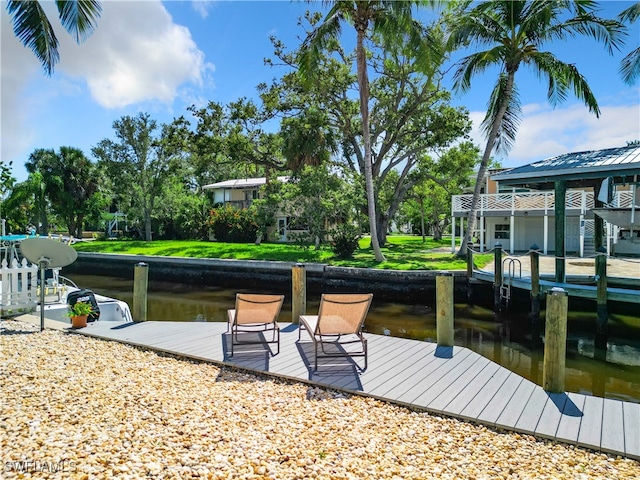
549, 287, 568, 296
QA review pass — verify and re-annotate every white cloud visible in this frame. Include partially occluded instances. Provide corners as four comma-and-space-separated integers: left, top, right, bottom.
468, 102, 640, 168
1, 0, 214, 180
0, 10, 41, 169
191, 0, 216, 19
56, 1, 213, 109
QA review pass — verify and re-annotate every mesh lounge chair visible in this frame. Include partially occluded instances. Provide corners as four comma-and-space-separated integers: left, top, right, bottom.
298, 293, 373, 371
227, 293, 284, 356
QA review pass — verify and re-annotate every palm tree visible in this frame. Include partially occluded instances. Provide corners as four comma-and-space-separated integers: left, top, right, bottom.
618, 2, 639, 84
447, 0, 624, 255
6, 0, 102, 75
299, 1, 433, 262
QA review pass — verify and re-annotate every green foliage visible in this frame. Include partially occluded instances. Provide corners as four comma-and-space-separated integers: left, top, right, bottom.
165, 193, 210, 241
25, 147, 99, 237
330, 223, 361, 259
252, 178, 284, 242
267, 16, 471, 249
280, 165, 353, 248
92, 113, 181, 241
66, 301, 94, 317
207, 205, 258, 243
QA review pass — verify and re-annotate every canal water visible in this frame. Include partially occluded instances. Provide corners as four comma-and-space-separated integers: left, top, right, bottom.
67, 273, 640, 404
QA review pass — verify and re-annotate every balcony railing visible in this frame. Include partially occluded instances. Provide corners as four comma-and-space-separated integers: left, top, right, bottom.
452, 190, 634, 215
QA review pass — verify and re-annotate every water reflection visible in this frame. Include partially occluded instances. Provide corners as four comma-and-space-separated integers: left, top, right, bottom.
67, 274, 640, 403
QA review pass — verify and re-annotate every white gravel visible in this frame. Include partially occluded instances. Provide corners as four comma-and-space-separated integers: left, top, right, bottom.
1, 319, 638, 479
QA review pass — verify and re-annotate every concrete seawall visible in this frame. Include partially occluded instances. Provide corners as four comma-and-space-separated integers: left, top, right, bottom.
65, 252, 487, 302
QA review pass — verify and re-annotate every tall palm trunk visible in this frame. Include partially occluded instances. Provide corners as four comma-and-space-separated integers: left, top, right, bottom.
356, 22, 385, 262
457, 72, 515, 256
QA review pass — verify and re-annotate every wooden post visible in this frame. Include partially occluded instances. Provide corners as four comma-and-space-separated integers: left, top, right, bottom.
133, 262, 148, 322
466, 241, 474, 305
291, 263, 306, 325
493, 243, 503, 311
543, 287, 568, 393
554, 180, 566, 283
529, 243, 540, 325
595, 246, 608, 347
436, 272, 454, 347
592, 180, 605, 251
466, 241, 474, 278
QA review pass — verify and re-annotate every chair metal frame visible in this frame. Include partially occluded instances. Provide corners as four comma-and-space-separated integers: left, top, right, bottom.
227, 293, 284, 356
298, 293, 373, 371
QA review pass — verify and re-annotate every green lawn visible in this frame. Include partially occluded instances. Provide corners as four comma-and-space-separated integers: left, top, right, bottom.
73, 236, 493, 271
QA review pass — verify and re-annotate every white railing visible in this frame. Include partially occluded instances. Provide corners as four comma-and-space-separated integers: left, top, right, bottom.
0, 258, 37, 317
452, 190, 629, 214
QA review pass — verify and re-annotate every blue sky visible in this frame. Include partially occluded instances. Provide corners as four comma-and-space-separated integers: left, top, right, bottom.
1, 0, 638, 183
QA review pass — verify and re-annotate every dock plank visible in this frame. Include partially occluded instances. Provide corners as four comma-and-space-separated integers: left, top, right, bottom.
412, 353, 489, 409
623, 402, 640, 460
534, 392, 568, 439
436, 362, 501, 415
467, 370, 519, 423
493, 379, 536, 429
577, 396, 604, 451
601, 399, 625, 455
554, 392, 586, 445
364, 342, 438, 395
393, 348, 472, 405
514, 386, 550, 434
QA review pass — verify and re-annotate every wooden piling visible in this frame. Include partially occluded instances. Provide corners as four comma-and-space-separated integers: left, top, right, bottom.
466, 241, 474, 278
529, 244, 541, 325
554, 180, 567, 283
466, 241, 474, 305
436, 273, 454, 347
133, 262, 148, 322
542, 287, 568, 393
291, 263, 306, 325
493, 243, 503, 311
595, 246, 608, 346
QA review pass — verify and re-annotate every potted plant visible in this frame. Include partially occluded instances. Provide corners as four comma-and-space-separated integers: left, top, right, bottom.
67, 301, 94, 329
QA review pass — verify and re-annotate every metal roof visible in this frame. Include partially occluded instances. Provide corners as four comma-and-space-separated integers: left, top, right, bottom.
492, 145, 640, 189
202, 176, 289, 190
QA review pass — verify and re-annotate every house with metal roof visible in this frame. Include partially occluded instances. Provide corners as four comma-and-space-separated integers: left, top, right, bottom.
451, 145, 640, 280
202, 176, 306, 242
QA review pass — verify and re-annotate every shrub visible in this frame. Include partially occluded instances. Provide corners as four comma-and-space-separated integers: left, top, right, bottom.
207, 205, 259, 242
330, 223, 361, 259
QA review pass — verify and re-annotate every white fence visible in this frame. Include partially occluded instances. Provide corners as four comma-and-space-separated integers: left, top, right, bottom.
0, 258, 37, 317
451, 190, 636, 215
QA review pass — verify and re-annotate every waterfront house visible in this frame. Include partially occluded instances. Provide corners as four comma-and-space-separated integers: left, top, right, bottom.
451, 145, 640, 258
202, 176, 305, 242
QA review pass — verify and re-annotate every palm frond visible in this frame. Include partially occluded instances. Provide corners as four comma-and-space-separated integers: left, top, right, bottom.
299, 4, 347, 84
481, 73, 521, 155
563, 13, 626, 54
619, 46, 640, 85
452, 46, 504, 93
6, 0, 59, 75
529, 51, 600, 116
56, 0, 102, 43
618, 2, 640, 23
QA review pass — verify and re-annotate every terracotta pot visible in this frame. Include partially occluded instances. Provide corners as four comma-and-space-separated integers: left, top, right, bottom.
71, 315, 88, 329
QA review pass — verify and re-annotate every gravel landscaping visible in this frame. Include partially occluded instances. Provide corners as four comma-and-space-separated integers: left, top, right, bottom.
1, 319, 638, 479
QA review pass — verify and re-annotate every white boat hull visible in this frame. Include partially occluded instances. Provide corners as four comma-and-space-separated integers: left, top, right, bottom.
38, 289, 133, 324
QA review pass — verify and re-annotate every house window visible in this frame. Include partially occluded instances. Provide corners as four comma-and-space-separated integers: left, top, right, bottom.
495, 224, 510, 240
244, 189, 258, 201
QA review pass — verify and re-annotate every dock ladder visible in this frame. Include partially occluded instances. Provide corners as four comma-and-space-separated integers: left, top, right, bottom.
501, 258, 522, 306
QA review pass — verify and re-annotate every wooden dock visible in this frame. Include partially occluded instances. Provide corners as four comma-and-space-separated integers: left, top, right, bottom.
62, 319, 639, 461
472, 270, 640, 304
